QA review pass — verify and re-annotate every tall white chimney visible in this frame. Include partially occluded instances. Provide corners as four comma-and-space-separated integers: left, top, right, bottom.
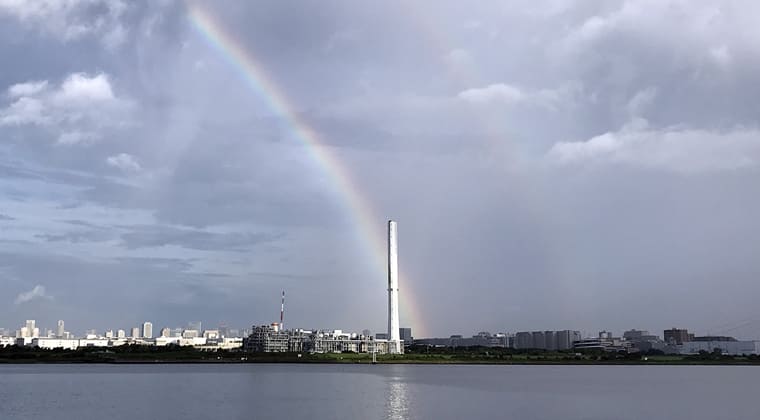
387, 220, 401, 353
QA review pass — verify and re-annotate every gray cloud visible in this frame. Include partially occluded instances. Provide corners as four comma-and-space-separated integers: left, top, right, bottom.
2, 1, 760, 339
119, 225, 281, 252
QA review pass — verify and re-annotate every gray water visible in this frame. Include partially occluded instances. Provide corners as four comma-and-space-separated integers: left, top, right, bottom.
0, 364, 758, 420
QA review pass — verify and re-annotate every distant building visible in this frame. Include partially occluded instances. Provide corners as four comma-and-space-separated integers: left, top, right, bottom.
515, 332, 533, 349
556, 330, 582, 350
664, 328, 692, 345
182, 330, 200, 338
131, 327, 140, 339
57, 320, 65, 338
33, 338, 79, 350
399, 327, 413, 345
574, 331, 631, 353
531, 332, 545, 349
678, 341, 759, 355
623, 329, 664, 352
375, 333, 389, 340
692, 336, 737, 342
117, 329, 126, 338
142, 322, 153, 339
544, 331, 557, 351
245, 325, 396, 354
160, 327, 171, 338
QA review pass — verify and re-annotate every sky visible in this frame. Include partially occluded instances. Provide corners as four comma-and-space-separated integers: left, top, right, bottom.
2, 0, 760, 339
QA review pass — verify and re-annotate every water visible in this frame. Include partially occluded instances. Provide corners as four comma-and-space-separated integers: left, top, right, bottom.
1, 364, 758, 419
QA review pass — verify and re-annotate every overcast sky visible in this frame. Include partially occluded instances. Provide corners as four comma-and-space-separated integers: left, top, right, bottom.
2, 0, 760, 339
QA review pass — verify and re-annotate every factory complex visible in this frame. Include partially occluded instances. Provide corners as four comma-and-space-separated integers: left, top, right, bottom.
243, 220, 405, 355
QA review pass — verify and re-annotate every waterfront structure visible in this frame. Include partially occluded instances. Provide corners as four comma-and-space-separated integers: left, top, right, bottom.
387, 220, 401, 354
142, 322, 153, 339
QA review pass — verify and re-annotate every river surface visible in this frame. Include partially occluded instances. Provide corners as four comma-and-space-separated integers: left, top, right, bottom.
0, 364, 758, 419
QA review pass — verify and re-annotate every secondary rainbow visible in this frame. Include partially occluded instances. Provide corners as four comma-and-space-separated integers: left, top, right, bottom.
187, 4, 427, 336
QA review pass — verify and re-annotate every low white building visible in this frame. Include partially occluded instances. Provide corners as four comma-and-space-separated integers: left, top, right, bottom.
179, 337, 207, 347
78, 338, 109, 348
155, 336, 181, 346
1, 337, 16, 347
33, 338, 79, 350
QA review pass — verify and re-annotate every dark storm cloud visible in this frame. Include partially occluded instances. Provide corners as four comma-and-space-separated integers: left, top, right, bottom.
2, 0, 760, 339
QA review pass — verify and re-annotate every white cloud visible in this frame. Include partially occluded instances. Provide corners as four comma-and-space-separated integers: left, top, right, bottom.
0, 0, 129, 49
458, 83, 524, 104
14, 285, 53, 305
55, 73, 115, 104
548, 119, 760, 173
0, 97, 47, 125
0, 72, 129, 143
107, 153, 141, 172
7, 80, 48, 98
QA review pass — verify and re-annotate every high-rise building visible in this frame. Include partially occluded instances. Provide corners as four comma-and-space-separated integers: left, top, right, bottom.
117, 329, 126, 338
131, 327, 140, 338
556, 330, 582, 350
188, 322, 202, 334
160, 327, 171, 338
57, 320, 65, 338
544, 331, 557, 351
399, 327, 413, 344
531, 331, 545, 349
142, 322, 153, 339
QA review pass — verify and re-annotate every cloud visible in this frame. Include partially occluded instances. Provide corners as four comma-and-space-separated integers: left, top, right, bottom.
7, 80, 48, 98
106, 153, 141, 172
54, 73, 115, 103
626, 87, 657, 116
57, 130, 98, 145
458, 83, 524, 104
1, 72, 126, 126
14, 284, 53, 304
548, 119, 760, 173
119, 225, 281, 252
0, 0, 129, 49
0, 214, 15, 221
0, 73, 130, 146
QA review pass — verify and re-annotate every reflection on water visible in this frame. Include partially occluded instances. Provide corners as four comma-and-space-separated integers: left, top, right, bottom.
385, 377, 410, 420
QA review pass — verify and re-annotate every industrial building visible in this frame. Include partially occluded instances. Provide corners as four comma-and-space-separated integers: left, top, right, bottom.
243, 220, 405, 355
244, 324, 393, 354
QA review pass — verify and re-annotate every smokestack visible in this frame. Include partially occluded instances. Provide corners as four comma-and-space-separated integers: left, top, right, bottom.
387, 220, 401, 353
280, 290, 285, 330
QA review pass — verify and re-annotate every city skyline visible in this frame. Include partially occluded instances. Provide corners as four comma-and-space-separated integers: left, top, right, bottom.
3, 1, 760, 338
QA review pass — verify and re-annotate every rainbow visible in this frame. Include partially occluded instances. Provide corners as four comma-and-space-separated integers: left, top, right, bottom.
186, 4, 428, 336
